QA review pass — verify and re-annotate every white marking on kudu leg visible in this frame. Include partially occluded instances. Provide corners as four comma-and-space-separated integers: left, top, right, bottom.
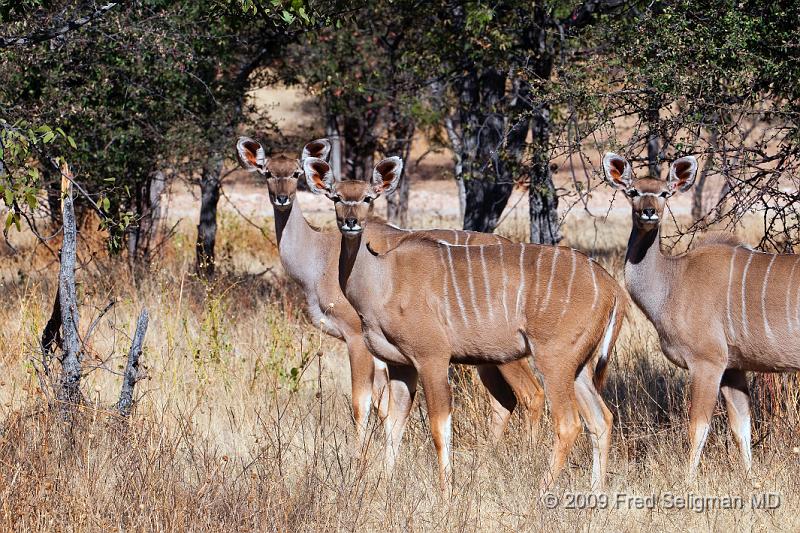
786, 257, 800, 334
600, 302, 618, 359
479, 245, 494, 320
560, 249, 577, 318
541, 247, 560, 310
445, 246, 469, 326
515, 244, 526, 318
499, 245, 509, 323
465, 246, 481, 320
741, 253, 754, 338
726, 247, 739, 338
761, 255, 776, 342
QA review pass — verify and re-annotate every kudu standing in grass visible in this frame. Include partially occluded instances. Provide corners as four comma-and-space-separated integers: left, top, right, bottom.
603, 152, 800, 480
236, 137, 544, 451
304, 155, 628, 491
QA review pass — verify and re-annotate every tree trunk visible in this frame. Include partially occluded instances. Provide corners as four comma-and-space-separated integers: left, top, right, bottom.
529, 105, 561, 245
44, 166, 62, 227
58, 165, 82, 409
325, 116, 343, 179
692, 118, 718, 221
646, 95, 661, 178
385, 120, 414, 227
459, 68, 515, 233
117, 308, 149, 418
342, 113, 378, 181
196, 152, 223, 279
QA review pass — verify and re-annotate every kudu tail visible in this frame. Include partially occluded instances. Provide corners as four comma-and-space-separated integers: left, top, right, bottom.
593, 290, 628, 391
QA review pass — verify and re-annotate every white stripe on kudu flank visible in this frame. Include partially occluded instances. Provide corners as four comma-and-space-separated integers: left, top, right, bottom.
761, 255, 776, 342
589, 261, 598, 311
726, 248, 738, 338
533, 247, 544, 302
515, 244, 526, 317
464, 232, 472, 245
445, 246, 469, 326
560, 250, 577, 318
741, 253, 754, 338
438, 248, 452, 326
465, 246, 481, 320
479, 245, 494, 320
499, 245, 509, 322
790, 257, 800, 334
451, 230, 459, 246
542, 247, 560, 310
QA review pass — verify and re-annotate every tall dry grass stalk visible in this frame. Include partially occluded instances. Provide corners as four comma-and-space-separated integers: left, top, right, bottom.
0, 208, 798, 531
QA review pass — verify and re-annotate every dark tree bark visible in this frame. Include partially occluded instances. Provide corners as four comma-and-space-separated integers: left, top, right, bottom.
529, 105, 561, 245
44, 166, 62, 227
384, 119, 415, 227
196, 152, 223, 279
692, 116, 719, 221
58, 167, 82, 409
457, 68, 516, 233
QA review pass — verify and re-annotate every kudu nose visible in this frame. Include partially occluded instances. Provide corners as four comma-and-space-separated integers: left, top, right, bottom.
276, 194, 289, 205
642, 207, 657, 218
344, 217, 359, 229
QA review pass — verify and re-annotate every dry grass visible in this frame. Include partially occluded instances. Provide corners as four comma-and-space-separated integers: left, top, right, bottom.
1, 206, 799, 532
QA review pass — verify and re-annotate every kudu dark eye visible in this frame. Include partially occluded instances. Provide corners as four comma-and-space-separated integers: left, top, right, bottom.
626, 189, 639, 198
332, 196, 342, 204
363, 196, 372, 204
659, 191, 670, 198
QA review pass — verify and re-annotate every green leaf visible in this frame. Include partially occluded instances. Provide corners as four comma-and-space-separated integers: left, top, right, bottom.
42, 131, 55, 144
67, 135, 77, 149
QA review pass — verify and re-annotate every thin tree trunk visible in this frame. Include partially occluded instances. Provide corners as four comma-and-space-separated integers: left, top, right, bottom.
196, 152, 223, 279
117, 308, 149, 417
326, 116, 343, 179
58, 164, 82, 409
385, 121, 414, 227
646, 95, 661, 178
529, 105, 561, 245
692, 118, 718, 221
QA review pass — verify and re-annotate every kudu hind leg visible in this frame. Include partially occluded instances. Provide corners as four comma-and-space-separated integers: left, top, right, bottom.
720, 369, 753, 474
574, 365, 613, 491
476, 364, 517, 441
498, 359, 545, 442
384, 364, 418, 474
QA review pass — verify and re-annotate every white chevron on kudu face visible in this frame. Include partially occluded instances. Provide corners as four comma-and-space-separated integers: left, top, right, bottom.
603, 150, 800, 485
308, 154, 628, 493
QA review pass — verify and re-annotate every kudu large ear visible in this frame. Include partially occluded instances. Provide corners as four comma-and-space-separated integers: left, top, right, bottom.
371, 157, 403, 196
301, 138, 332, 162
667, 156, 698, 193
303, 157, 336, 196
602, 152, 632, 190
236, 136, 269, 173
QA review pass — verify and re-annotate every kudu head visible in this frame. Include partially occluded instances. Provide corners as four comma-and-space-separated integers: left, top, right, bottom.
236, 137, 332, 211
303, 156, 403, 238
602, 153, 698, 230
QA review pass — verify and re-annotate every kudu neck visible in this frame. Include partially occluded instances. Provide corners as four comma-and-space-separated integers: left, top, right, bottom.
273, 201, 308, 247
626, 218, 662, 266
338, 232, 365, 295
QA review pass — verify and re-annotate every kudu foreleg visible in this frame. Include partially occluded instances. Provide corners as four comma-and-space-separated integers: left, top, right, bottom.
419, 362, 454, 490
345, 337, 377, 450
498, 359, 545, 443
686, 361, 726, 481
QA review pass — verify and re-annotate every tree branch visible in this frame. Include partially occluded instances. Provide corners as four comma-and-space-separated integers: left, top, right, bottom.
0, 2, 119, 48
